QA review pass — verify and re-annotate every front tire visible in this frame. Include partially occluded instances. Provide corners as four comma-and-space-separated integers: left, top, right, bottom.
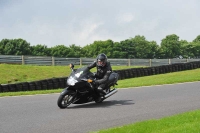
57, 91, 75, 109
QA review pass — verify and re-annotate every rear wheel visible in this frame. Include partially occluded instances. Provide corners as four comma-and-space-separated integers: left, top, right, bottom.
57, 91, 75, 109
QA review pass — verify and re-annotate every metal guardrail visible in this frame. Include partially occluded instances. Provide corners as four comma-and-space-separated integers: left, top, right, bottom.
0, 55, 199, 66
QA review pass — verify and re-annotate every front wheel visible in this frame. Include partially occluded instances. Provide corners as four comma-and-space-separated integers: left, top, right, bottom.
57, 91, 75, 109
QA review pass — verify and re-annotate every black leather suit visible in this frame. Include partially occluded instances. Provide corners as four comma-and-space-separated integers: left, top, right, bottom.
87, 61, 112, 90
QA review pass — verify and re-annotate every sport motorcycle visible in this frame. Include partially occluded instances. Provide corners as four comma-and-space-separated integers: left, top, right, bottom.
57, 64, 118, 109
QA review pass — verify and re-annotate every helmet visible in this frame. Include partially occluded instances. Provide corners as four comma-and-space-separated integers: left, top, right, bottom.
96, 53, 107, 67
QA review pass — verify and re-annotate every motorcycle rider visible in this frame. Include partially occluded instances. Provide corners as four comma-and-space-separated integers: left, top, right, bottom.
87, 53, 112, 98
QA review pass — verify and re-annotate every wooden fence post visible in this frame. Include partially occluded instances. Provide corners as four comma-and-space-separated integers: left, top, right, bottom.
168, 59, 171, 65
149, 59, 152, 67
22, 55, 25, 65
52, 57, 55, 66
128, 59, 131, 66
80, 58, 82, 66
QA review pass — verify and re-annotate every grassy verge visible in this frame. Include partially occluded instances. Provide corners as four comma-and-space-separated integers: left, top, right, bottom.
0, 89, 63, 97
0, 64, 200, 97
93, 109, 200, 133
117, 68, 200, 88
0, 64, 138, 84
0, 68, 200, 97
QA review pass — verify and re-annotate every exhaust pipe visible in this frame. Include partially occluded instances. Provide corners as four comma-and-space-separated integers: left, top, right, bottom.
104, 89, 118, 98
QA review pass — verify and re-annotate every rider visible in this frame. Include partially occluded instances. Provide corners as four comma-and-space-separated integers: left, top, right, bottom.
87, 53, 112, 96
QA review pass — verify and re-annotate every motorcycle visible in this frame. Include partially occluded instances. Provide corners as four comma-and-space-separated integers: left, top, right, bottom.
57, 64, 119, 109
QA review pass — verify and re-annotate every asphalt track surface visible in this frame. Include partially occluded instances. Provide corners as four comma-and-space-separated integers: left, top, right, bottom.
0, 82, 200, 133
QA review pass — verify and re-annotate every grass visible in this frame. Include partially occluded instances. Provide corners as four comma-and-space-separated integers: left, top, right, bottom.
117, 68, 200, 88
0, 64, 141, 97
0, 64, 138, 84
0, 64, 68, 84
93, 110, 200, 133
0, 64, 200, 97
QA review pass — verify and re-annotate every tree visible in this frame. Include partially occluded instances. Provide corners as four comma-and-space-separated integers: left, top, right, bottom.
67, 44, 82, 57
129, 35, 156, 58
191, 35, 200, 58
147, 41, 159, 58
50, 45, 70, 57
31, 44, 50, 56
0, 39, 10, 54
112, 42, 127, 58
160, 34, 182, 58
193, 35, 200, 43
191, 42, 200, 58
82, 40, 115, 58
119, 39, 134, 58
0, 38, 31, 55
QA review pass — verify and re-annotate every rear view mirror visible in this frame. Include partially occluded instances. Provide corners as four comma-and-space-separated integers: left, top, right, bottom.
69, 63, 74, 69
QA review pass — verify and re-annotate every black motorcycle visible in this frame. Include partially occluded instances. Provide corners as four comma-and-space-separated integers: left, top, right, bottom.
57, 64, 118, 109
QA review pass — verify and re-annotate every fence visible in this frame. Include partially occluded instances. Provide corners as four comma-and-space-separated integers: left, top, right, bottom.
0, 55, 199, 66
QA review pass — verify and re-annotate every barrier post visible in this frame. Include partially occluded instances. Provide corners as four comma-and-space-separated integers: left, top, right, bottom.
149, 59, 152, 67
128, 59, 131, 66
22, 55, 25, 65
80, 58, 82, 66
168, 59, 171, 65
52, 57, 55, 66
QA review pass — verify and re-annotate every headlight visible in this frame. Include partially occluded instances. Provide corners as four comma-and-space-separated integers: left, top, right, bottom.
67, 76, 78, 86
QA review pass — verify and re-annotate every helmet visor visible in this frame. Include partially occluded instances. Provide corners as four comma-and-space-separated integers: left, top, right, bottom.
97, 60, 106, 66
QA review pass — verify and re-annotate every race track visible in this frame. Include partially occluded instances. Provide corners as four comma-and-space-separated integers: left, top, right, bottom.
0, 82, 200, 133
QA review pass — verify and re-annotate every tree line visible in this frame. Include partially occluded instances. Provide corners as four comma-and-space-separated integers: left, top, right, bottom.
0, 34, 200, 59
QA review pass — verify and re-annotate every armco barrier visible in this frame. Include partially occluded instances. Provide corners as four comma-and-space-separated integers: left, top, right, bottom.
0, 61, 200, 93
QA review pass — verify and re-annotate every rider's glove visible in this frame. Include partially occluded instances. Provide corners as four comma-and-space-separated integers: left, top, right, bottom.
87, 79, 93, 83
87, 79, 99, 86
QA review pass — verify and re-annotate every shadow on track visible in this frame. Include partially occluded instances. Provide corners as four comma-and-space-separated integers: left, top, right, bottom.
67, 100, 134, 109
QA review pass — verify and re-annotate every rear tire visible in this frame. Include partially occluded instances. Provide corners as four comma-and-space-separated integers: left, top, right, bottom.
57, 91, 75, 109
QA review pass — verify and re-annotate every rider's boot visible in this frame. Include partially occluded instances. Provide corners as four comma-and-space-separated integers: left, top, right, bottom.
97, 86, 106, 95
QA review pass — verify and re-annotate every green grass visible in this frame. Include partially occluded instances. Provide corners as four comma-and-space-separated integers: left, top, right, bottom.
0, 64, 138, 84
0, 64, 200, 97
117, 68, 200, 88
0, 89, 63, 97
93, 110, 200, 133
0, 64, 140, 97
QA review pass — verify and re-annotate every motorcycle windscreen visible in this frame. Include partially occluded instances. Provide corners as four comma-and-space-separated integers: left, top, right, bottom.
71, 67, 93, 81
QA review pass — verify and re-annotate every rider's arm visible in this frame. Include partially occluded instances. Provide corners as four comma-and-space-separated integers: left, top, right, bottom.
95, 62, 112, 85
95, 70, 112, 85
87, 61, 97, 69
